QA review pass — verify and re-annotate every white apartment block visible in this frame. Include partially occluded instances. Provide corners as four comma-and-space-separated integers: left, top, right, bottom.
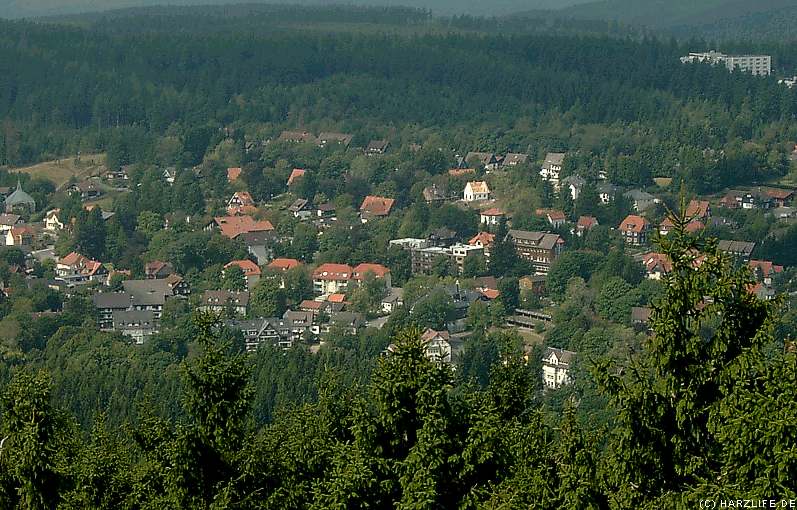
681, 51, 771, 76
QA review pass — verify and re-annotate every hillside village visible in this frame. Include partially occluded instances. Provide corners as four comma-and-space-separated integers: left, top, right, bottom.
2, 133, 796, 389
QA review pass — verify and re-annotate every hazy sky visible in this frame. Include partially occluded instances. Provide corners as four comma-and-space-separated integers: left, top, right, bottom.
0, 0, 593, 19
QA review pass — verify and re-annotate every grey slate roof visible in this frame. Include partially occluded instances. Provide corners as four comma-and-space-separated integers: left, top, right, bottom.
4, 181, 36, 209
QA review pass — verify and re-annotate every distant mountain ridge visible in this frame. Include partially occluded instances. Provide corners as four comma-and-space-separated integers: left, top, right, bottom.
554, 0, 795, 29
0, 0, 590, 19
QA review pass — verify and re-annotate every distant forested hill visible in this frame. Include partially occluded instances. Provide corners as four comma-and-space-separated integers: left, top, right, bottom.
0, 0, 590, 19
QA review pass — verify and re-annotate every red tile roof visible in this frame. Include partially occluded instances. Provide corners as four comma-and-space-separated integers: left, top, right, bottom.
327, 293, 346, 303
481, 288, 500, 300
749, 260, 784, 278
619, 215, 649, 233
353, 263, 391, 280
481, 207, 504, 216
313, 263, 353, 281
360, 196, 395, 217
469, 231, 495, 247
214, 216, 274, 239
267, 258, 301, 272
448, 168, 476, 176
227, 167, 242, 182
577, 216, 598, 229
224, 260, 262, 277
686, 200, 711, 218
287, 168, 306, 186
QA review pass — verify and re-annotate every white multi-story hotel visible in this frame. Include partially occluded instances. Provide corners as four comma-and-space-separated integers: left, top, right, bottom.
681, 51, 772, 76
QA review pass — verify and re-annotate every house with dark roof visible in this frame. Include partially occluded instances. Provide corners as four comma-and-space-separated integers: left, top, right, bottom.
718, 240, 756, 262
113, 310, 159, 344
4, 181, 36, 213
366, 140, 390, 155
542, 347, 576, 390
317, 132, 353, 147
465, 152, 499, 171
501, 153, 528, 168
199, 290, 250, 316
507, 230, 564, 274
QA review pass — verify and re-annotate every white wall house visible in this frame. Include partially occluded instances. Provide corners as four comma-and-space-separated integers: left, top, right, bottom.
463, 181, 491, 202
542, 347, 576, 390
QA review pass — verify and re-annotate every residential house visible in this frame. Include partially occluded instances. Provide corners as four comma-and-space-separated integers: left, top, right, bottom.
162, 167, 177, 185
463, 181, 490, 202
93, 286, 167, 330
0, 214, 22, 238
144, 260, 175, 279
480, 208, 504, 227
749, 283, 777, 301
631, 306, 652, 329
748, 260, 784, 286
44, 210, 64, 231
226, 191, 257, 215
66, 180, 101, 201
468, 232, 495, 260
267, 258, 301, 273
501, 153, 528, 168
597, 182, 619, 204
279, 130, 317, 144
624, 190, 658, 213
772, 206, 797, 220
686, 199, 712, 220
226, 316, 304, 352
619, 215, 651, 246
575, 216, 598, 236
359, 195, 395, 222
326, 311, 366, 335
366, 140, 390, 155
287, 168, 306, 186
224, 260, 262, 289
199, 290, 250, 316
164, 274, 190, 296
238, 230, 274, 266
741, 191, 774, 210
536, 209, 566, 228
719, 191, 744, 209
718, 240, 756, 262
5, 226, 34, 247
641, 252, 672, 280
540, 152, 565, 190
519, 274, 547, 295
112, 310, 159, 344
288, 198, 314, 220
413, 328, 453, 364
542, 347, 576, 390
465, 152, 499, 171
561, 175, 586, 201
208, 216, 274, 240
227, 167, 242, 182
56, 252, 107, 282
423, 184, 450, 204
315, 203, 337, 222
317, 132, 353, 148
381, 287, 404, 314
762, 188, 795, 207
312, 263, 391, 295
507, 230, 564, 274
427, 227, 457, 248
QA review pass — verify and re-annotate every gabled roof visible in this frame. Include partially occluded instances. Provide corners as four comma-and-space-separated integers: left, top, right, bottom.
502, 153, 528, 166
543, 346, 576, 365
352, 263, 391, 280
268, 258, 301, 272
360, 196, 395, 217
536, 208, 566, 221
224, 260, 262, 277
642, 252, 672, 274
227, 167, 242, 182
465, 152, 496, 166
213, 216, 274, 239
313, 263, 353, 281
749, 260, 784, 278
421, 328, 451, 343
576, 216, 598, 229
508, 230, 564, 250
619, 215, 649, 233
718, 240, 756, 256
469, 231, 495, 247
448, 168, 476, 177
279, 130, 317, 143
481, 207, 504, 216
0, 214, 21, 226
287, 168, 306, 186
542, 152, 566, 168
686, 200, 711, 218
201, 290, 250, 307
318, 132, 353, 146
465, 181, 490, 194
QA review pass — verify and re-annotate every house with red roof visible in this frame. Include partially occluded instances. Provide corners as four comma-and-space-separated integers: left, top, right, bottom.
686, 199, 711, 220
360, 196, 395, 222
287, 168, 307, 186
267, 258, 301, 273
226, 191, 257, 215
5, 226, 34, 247
748, 260, 784, 286
56, 251, 107, 282
312, 262, 391, 294
227, 167, 242, 182
480, 208, 504, 226
209, 216, 274, 240
619, 215, 651, 246
468, 231, 495, 260
536, 208, 567, 228
224, 259, 262, 289
575, 216, 598, 236
641, 252, 672, 280
145, 260, 175, 279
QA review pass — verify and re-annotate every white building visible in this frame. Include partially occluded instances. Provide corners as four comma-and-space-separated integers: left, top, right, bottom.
540, 152, 565, 190
542, 347, 576, 390
779, 76, 797, 89
44, 209, 65, 231
463, 181, 491, 202
681, 51, 771, 76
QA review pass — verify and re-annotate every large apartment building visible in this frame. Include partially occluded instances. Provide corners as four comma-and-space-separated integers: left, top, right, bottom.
680, 51, 771, 76
507, 230, 564, 274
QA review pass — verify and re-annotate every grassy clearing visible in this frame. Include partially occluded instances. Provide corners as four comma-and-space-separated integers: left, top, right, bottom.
10, 153, 106, 189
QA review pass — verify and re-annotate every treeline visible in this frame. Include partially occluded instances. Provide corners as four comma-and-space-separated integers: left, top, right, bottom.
1, 228, 796, 508
1, 16, 795, 166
